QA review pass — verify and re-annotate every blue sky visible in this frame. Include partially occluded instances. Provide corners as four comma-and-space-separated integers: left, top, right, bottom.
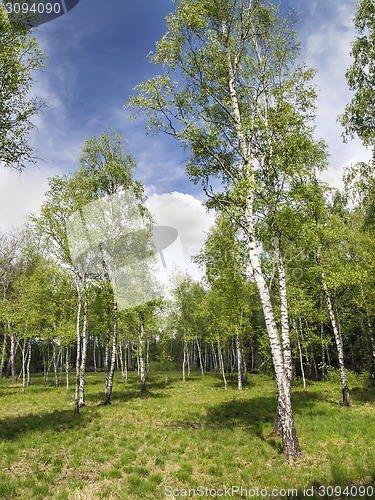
0, 0, 370, 235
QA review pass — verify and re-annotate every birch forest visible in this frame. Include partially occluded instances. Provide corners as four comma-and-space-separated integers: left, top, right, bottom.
0, 0, 375, 498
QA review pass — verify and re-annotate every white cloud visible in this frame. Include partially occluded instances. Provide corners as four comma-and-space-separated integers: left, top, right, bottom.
146, 192, 215, 280
299, 0, 371, 185
0, 166, 51, 231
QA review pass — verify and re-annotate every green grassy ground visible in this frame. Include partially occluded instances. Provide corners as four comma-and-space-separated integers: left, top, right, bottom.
0, 370, 374, 499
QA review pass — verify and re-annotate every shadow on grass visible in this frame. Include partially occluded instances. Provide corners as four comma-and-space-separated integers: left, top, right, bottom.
82, 374, 180, 405
350, 386, 375, 405
167, 390, 333, 456
0, 408, 92, 442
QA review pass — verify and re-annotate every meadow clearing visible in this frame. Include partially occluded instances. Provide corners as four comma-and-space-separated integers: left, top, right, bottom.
0, 369, 374, 499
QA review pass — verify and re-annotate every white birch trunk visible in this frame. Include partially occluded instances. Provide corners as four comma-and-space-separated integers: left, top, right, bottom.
218, 344, 227, 390
104, 300, 118, 404
297, 331, 306, 389
52, 341, 59, 388
360, 285, 375, 362
10, 334, 17, 383
93, 337, 97, 373
139, 312, 146, 392
319, 262, 350, 407
118, 338, 127, 384
236, 332, 243, 391
74, 287, 82, 414
26, 339, 31, 386
182, 338, 186, 382
21, 336, 26, 394
79, 297, 89, 407
59, 347, 63, 386
0, 326, 7, 380
66, 346, 69, 394
242, 346, 247, 383
187, 343, 191, 376
196, 337, 204, 376
245, 195, 301, 461
221, 12, 301, 461
274, 237, 293, 386
146, 337, 149, 379
211, 344, 218, 374
104, 326, 110, 392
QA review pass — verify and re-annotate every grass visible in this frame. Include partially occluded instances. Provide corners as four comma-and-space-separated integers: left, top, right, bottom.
0, 371, 374, 499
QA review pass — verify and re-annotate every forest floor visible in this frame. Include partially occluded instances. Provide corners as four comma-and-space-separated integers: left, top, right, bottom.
0, 370, 374, 499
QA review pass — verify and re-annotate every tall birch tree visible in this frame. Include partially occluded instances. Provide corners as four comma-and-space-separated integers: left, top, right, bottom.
127, 0, 326, 461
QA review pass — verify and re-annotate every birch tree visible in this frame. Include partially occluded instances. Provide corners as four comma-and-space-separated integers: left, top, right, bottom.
34, 174, 92, 413
194, 214, 249, 390
0, 232, 21, 379
71, 131, 151, 403
0, 4, 46, 170
127, 0, 320, 461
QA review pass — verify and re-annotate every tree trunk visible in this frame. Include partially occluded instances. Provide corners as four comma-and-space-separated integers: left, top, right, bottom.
59, 347, 63, 386
196, 337, 204, 376
320, 298, 326, 378
274, 237, 293, 385
10, 334, 17, 383
93, 337, 97, 373
52, 341, 59, 388
98, 340, 102, 370
360, 285, 375, 363
26, 339, 31, 386
146, 337, 149, 379
319, 264, 350, 407
182, 338, 186, 382
187, 343, 191, 376
74, 287, 82, 414
104, 299, 118, 404
236, 332, 242, 391
79, 297, 89, 407
301, 318, 311, 379
118, 338, 128, 383
139, 311, 146, 392
21, 336, 26, 394
218, 344, 227, 390
0, 326, 7, 380
245, 194, 301, 462
66, 346, 69, 394
297, 331, 306, 389
104, 324, 110, 393
211, 344, 218, 374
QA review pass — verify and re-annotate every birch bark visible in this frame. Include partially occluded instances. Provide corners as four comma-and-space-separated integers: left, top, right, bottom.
196, 336, 204, 376
139, 312, 146, 392
74, 287, 82, 414
317, 249, 350, 406
274, 237, 293, 385
104, 300, 118, 404
245, 194, 301, 461
26, 339, 31, 387
66, 346, 69, 394
79, 297, 88, 407
236, 332, 243, 391
10, 333, 17, 383
221, 12, 301, 460
218, 345, 227, 390
0, 326, 7, 380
